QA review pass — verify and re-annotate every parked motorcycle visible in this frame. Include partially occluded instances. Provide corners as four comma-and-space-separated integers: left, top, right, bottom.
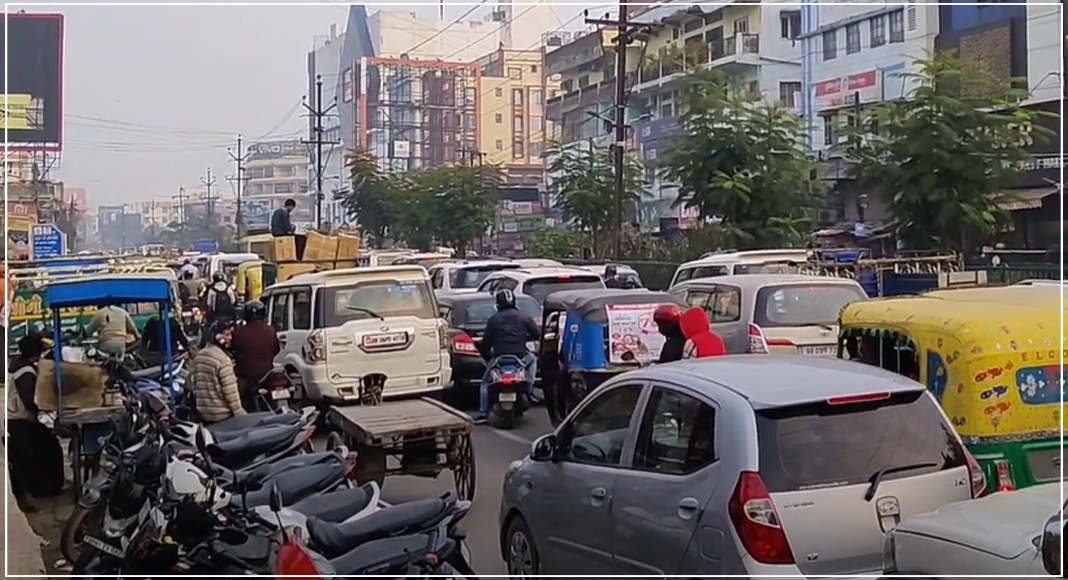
486, 354, 533, 429
252, 366, 296, 412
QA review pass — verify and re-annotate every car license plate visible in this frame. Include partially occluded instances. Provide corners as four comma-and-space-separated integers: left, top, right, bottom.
801, 345, 837, 357
362, 332, 408, 348
499, 392, 517, 402
84, 535, 125, 559
271, 389, 290, 400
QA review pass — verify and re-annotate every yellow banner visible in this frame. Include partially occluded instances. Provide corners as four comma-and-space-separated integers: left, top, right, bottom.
2, 94, 36, 131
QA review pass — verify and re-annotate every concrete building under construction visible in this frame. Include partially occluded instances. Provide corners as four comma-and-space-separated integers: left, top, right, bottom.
353, 56, 481, 172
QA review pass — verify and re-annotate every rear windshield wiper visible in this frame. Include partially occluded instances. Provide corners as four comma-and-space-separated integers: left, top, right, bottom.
800, 323, 835, 332
865, 462, 939, 502
345, 306, 385, 320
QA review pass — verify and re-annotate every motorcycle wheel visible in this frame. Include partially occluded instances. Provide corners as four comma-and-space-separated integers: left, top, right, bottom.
60, 504, 103, 563
495, 410, 516, 430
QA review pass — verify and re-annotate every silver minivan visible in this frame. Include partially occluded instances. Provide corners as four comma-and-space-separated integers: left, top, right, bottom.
499, 356, 986, 576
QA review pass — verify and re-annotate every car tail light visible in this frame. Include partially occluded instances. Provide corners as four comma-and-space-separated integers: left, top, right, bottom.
438, 320, 449, 350
728, 471, 794, 565
451, 333, 480, 356
747, 324, 793, 354
304, 330, 326, 364
993, 459, 1015, 492
964, 449, 989, 497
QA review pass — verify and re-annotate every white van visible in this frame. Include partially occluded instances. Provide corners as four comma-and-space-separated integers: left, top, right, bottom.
669, 249, 810, 288
263, 266, 450, 404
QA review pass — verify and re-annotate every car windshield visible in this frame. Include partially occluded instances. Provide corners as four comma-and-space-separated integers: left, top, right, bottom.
676, 265, 728, 283
734, 262, 802, 275
755, 391, 965, 492
317, 279, 435, 327
462, 297, 541, 327
524, 276, 604, 302
754, 284, 867, 328
451, 265, 518, 289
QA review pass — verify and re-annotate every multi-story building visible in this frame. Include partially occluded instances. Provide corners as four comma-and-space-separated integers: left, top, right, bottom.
543, 29, 620, 143
242, 140, 313, 232
802, 2, 939, 224
477, 48, 556, 186
308, 24, 348, 226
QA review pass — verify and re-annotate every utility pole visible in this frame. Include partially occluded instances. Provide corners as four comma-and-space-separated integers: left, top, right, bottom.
227, 134, 251, 239
302, 75, 339, 231
172, 186, 189, 247
201, 167, 218, 223
585, 2, 651, 260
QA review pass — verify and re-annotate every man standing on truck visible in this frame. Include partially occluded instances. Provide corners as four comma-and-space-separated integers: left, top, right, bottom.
270, 199, 296, 236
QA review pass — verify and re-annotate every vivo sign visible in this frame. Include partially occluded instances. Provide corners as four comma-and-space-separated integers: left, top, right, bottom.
247, 141, 306, 160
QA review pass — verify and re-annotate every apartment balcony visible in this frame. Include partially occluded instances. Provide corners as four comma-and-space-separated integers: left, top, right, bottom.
635, 34, 762, 93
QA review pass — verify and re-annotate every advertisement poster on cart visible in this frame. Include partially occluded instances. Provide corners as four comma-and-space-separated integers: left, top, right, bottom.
606, 303, 665, 364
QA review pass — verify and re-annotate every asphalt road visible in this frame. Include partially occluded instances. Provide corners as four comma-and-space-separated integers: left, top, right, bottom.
372, 401, 552, 576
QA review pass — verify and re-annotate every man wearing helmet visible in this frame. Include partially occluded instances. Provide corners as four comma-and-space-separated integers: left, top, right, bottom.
191, 319, 245, 423
654, 303, 687, 364
230, 300, 281, 411
473, 289, 541, 424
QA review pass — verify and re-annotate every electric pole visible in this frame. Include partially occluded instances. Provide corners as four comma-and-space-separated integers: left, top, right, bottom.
201, 167, 218, 223
585, 2, 652, 260
172, 186, 189, 247
227, 134, 251, 239
302, 74, 339, 231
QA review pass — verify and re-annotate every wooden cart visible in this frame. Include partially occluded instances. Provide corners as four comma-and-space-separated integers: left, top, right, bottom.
325, 398, 476, 501
59, 405, 125, 497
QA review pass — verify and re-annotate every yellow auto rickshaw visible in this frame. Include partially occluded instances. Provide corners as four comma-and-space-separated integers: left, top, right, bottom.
234, 260, 277, 303
838, 285, 1063, 491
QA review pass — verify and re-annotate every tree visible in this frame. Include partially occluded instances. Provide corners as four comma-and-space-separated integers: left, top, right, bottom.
842, 51, 1055, 251
341, 148, 398, 248
662, 70, 822, 249
389, 165, 501, 254
158, 213, 235, 251
546, 141, 648, 258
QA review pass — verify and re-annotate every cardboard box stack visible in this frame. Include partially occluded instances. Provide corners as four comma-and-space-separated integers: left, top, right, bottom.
270, 232, 361, 281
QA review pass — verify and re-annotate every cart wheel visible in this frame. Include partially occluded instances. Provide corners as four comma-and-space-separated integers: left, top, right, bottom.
354, 445, 386, 489
450, 434, 476, 501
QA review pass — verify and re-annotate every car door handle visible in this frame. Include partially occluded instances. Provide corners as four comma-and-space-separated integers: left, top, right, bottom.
590, 487, 608, 500
333, 338, 353, 346
677, 497, 701, 519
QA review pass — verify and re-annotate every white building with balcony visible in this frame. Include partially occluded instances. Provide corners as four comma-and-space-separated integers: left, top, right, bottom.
242, 140, 314, 232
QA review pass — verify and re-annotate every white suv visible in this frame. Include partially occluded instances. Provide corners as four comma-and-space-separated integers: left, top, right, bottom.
262, 266, 451, 404
428, 260, 521, 294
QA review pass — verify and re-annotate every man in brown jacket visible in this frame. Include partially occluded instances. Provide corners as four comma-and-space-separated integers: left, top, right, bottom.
191, 321, 245, 423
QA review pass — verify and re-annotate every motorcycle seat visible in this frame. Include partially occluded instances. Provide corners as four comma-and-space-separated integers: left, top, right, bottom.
306, 497, 447, 557
329, 533, 432, 576
291, 485, 372, 523
240, 462, 345, 508
208, 423, 302, 467
221, 451, 338, 489
208, 411, 301, 433
129, 364, 168, 379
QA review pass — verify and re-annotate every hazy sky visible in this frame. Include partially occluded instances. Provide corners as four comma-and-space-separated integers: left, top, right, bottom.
20, 1, 590, 208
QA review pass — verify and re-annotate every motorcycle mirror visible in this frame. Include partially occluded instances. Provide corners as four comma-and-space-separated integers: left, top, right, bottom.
269, 482, 283, 513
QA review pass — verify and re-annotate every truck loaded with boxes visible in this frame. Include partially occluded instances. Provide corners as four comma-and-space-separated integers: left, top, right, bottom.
270, 232, 361, 282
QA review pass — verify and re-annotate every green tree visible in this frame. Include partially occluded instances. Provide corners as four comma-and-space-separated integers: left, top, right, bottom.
662, 70, 821, 249
547, 141, 648, 258
521, 222, 588, 260
159, 214, 234, 251
341, 148, 399, 248
425, 164, 502, 255
842, 51, 1055, 251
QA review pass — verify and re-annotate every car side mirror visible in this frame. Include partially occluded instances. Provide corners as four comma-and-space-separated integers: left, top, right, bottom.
530, 433, 556, 462
1041, 514, 1063, 576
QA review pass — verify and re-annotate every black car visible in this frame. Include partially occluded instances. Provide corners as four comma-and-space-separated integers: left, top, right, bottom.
437, 292, 542, 393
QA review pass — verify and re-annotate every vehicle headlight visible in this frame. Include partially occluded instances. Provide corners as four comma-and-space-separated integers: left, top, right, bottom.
882, 530, 898, 573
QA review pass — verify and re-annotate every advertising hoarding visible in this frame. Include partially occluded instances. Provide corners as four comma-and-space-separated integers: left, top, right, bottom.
245, 140, 306, 161
1, 13, 64, 150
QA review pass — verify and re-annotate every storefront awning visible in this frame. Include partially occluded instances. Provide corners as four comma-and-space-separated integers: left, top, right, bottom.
997, 187, 1059, 211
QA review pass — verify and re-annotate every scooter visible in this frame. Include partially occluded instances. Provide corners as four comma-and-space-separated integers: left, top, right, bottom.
253, 365, 296, 412
486, 354, 532, 429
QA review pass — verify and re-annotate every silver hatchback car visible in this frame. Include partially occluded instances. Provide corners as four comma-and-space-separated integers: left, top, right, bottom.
499, 356, 987, 576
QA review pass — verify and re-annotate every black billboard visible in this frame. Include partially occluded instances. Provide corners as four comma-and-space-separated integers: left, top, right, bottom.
2, 13, 64, 151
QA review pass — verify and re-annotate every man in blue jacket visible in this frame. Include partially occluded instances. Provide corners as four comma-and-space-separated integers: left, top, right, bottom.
474, 289, 541, 424
270, 198, 296, 236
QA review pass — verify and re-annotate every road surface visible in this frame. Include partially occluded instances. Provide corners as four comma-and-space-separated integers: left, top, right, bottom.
374, 404, 552, 576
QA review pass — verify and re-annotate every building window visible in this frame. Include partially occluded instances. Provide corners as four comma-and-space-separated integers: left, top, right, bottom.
512, 88, 523, 105
513, 115, 524, 133
512, 139, 525, 158
733, 17, 749, 34
870, 16, 886, 47
274, 182, 293, 194
508, 67, 522, 79
779, 81, 801, 107
823, 115, 836, 146
889, 10, 905, 43
495, 139, 503, 151
846, 23, 861, 54
561, 79, 573, 92
495, 112, 503, 124
659, 101, 673, 119
530, 116, 543, 133
578, 75, 590, 88
530, 142, 542, 158
529, 88, 543, 106
530, 64, 538, 73
262, 167, 274, 178
683, 17, 703, 34
277, 165, 295, 177
494, 87, 503, 97
822, 30, 837, 60
780, 11, 801, 40
747, 80, 760, 98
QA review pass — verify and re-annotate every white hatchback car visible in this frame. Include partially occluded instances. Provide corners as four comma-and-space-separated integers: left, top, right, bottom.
262, 266, 451, 404
427, 260, 521, 294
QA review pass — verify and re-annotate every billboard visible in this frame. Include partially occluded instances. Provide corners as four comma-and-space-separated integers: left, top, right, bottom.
2, 13, 64, 151
246, 140, 306, 161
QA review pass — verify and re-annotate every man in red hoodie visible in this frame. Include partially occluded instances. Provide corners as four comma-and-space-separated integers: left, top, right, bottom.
679, 307, 727, 358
